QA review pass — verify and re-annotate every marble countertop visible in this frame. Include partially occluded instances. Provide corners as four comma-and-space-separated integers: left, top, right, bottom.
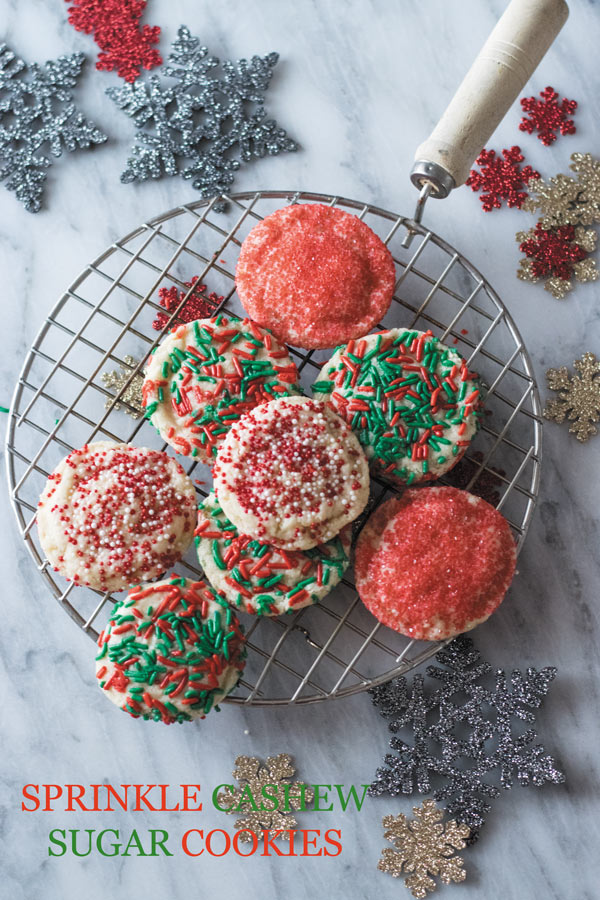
2, 1, 599, 898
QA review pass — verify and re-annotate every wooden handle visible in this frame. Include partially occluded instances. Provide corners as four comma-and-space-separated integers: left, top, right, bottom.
413, 0, 569, 189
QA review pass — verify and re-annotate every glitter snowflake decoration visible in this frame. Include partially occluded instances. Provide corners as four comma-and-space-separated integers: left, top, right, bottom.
107, 25, 297, 204
516, 222, 597, 299
523, 152, 600, 228
466, 146, 539, 211
152, 276, 223, 331
519, 86, 577, 146
0, 44, 107, 212
101, 355, 144, 418
217, 754, 314, 841
378, 799, 470, 899
544, 352, 600, 442
369, 636, 564, 843
65, 0, 162, 82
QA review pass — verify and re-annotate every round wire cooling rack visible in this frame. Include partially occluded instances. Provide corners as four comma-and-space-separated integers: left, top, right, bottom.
6, 190, 543, 706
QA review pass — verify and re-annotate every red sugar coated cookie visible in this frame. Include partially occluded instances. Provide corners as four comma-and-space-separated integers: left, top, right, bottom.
355, 486, 517, 641
235, 203, 396, 349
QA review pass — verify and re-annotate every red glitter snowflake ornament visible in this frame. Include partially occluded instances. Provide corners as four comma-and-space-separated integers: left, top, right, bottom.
466, 146, 540, 212
152, 276, 223, 331
517, 222, 597, 299
65, 0, 162, 83
519, 86, 577, 146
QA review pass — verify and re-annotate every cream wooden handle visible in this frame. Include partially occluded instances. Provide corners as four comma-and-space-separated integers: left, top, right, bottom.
413, 0, 569, 189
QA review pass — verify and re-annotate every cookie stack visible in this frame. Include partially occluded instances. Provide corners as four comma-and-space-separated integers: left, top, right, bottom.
37, 202, 517, 725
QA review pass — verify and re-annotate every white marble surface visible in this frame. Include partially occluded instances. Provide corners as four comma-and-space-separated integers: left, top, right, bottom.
2, 1, 600, 898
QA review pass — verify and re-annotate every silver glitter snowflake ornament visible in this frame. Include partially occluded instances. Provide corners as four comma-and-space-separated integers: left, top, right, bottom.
0, 44, 107, 212
369, 636, 564, 843
107, 26, 298, 205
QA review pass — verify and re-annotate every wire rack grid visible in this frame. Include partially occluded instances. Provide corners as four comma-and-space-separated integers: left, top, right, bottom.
6, 189, 542, 706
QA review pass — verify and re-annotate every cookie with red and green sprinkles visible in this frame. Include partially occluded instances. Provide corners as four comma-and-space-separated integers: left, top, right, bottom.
37, 441, 197, 592
213, 396, 370, 551
355, 487, 517, 641
96, 576, 246, 724
142, 314, 302, 463
196, 491, 352, 616
313, 328, 483, 486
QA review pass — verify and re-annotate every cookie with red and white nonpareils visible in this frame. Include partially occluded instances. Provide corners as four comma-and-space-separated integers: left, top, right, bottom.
143, 315, 301, 462
235, 203, 396, 349
196, 491, 352, 615
314, 328, 483, 486
96, 576, 246, 724
213, 396, 370, 550
354, 487, 517, 641
37, 442, 196, 592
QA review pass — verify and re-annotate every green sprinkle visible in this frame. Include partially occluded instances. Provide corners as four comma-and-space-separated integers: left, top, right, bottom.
294, 577, 316, 591
258, 574, 282, 589
231, 567, 251, 586
212, 541, 226, 570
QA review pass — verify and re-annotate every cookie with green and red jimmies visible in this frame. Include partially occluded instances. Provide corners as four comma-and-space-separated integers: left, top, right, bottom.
96, 576, 246, 724
313, 328, 482, 486
196, 491, 352, 616
143, 314, 301, 462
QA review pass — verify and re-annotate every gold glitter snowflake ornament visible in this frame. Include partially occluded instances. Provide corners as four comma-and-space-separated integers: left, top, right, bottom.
378, 799, 470, 899
523, 152, 600, 228
217, 753, 314, 841
101, 355, 144, 418
544, 352, 600, 441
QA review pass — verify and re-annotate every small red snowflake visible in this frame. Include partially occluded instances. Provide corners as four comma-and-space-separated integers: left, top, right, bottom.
152, 276, 223, 331
519, 86, 577, 146
466, 146, 540, 212
65, 0, 162, 83
519, 223, 587, 279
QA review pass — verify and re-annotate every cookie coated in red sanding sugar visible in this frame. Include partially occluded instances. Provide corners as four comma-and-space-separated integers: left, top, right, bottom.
235, 203, 396, 349
354, 486, 517, 641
